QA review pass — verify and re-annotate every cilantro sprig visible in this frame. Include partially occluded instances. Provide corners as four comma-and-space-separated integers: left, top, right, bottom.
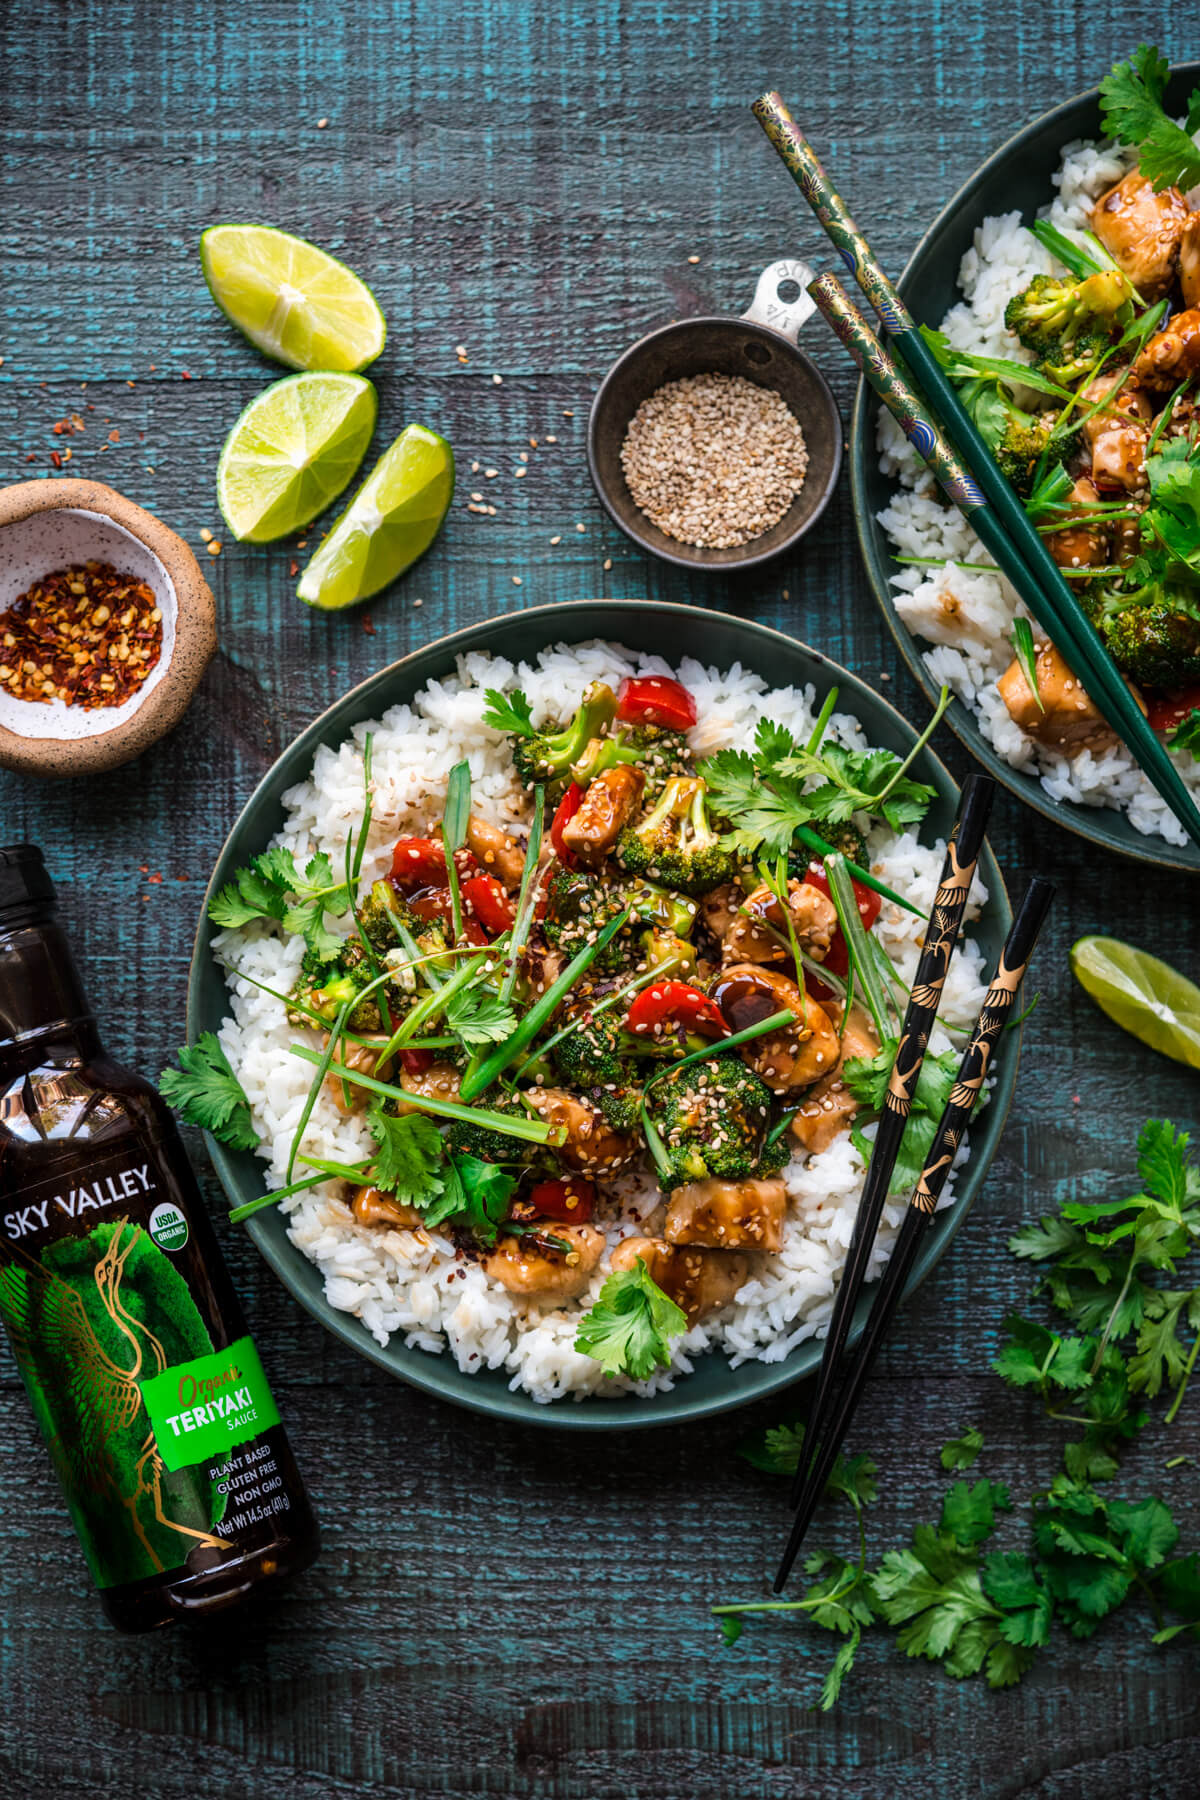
696, 690, 950, 863
1168, 709, 1200, 757
159, 1033, 258, 1150
209, 845, 352, 962
574, 1256, 688, 1381
1099, 45, 1200, 194
481, 687, 535, 738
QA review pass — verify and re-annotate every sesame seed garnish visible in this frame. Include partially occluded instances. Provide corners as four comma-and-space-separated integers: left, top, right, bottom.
620, 371, 809, 549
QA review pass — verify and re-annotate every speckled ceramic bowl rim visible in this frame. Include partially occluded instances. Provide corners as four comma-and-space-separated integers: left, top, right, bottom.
587, 318, 844, 571
849, 67, 1200, 875
0, 478, 217, 778
188, 601, 1017, 1430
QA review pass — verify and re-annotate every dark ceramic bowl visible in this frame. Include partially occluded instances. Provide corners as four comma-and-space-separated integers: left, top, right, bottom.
850, 66, 1200, 874
190, 601, 1017, 1429
589, 264, 843, 571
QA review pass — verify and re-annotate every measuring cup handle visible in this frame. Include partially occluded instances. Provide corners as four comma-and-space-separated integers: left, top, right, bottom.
740, 259, 817, 343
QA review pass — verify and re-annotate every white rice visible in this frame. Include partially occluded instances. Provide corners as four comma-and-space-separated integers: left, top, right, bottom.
878, 134, 1200, 846
214, 642, 990, 1403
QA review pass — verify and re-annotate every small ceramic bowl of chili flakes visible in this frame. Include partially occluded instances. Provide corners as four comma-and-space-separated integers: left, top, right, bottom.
0, 478, 217, 777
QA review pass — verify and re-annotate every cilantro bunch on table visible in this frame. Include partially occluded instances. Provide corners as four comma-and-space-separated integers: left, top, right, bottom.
715, 1118, 1200, 1706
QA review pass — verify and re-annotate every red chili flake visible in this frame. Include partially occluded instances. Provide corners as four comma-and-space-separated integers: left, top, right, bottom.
138, 865, 149, 873
288, 561, 299, 577
362, 613, 376, 636
148, 873, 163, 884
49, 451, 62, 469
108, 430, 120, 444
181, 370, 192, 380
24, 453, 36, 463
0, 562, 164, 710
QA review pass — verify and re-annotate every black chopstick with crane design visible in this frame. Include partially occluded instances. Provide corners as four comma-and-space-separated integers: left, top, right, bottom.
786, 772, 996, 1515
775, 874, 1055, 1589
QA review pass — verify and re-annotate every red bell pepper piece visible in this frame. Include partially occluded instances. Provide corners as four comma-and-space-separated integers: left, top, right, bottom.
802, 861, 883, 980
523, 1177, 596, 1224
616, 674, 697, 730
550, 782, 584, 867
389, 836, 448, 890
1146, 685, 1200, 736
462, 873, 516, 936
626, 979, 729, 1039
406, 886, 489, 945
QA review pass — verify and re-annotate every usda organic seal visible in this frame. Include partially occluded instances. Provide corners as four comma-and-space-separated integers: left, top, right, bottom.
148, 1201, 189, 1252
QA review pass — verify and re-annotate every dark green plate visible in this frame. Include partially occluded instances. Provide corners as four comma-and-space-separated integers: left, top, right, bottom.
851, 65, 1200, 875
189, 601, 1016, 1429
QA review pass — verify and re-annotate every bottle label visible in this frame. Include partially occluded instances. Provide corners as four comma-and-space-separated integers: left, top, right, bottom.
139, 1335, 281, 1471
0, 1145, 293, 1589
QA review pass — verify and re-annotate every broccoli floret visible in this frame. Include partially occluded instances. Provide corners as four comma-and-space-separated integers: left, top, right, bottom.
646, 1054, 775, 1188
571, 724, 693, 791
358, 880, 428, 952
445, 1097, 540, 1165
616, 776, 736, 896
359, 878, 451, 967
510, 681, 618, 786
757, 1127, 793, 1177
789, 822, 867, 874
1094, 582, 1200, 688
549, 1012, 644, 1135
540, 868, 698, 973
290, 940, 382, 1030
995, 413, 1080, 498
626, 880, 699, 939
542, 866, 637, 971
1003, 269, 1131, 386
552, 1008, 627, 1088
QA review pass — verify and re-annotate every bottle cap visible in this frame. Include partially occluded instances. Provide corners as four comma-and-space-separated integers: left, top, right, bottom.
0, 844, 56, 922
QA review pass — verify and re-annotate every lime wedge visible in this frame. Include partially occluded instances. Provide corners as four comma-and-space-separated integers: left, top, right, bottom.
216, 372, 377, 543
1070, 935, 1200, 1069
297, 424, 455, 609
200, 224, 386, 372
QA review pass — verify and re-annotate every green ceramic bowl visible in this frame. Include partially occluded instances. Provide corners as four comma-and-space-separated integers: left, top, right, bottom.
850, 65, 1200, 875
189, 600, 1017, 1429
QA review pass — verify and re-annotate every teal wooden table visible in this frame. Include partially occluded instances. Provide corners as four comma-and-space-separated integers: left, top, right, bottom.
2, 5, 1198, 1795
